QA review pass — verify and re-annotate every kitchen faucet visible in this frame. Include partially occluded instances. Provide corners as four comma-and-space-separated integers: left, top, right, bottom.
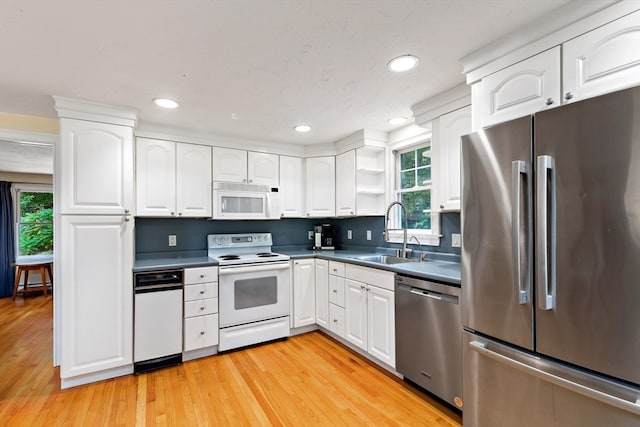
409, 235, 426, 261
384, 201, 408, 258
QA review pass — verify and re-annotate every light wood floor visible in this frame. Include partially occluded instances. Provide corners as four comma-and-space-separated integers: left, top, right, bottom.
0, 295, 462, 426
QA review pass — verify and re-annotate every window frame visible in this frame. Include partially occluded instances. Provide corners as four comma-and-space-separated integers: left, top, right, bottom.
386, 130, 441, 246
12, 183, 54, 259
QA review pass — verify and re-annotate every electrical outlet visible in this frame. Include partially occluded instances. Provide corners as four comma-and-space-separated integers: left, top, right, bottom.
366, 230, 372, 241
168, 235, 177, 247
347, 229, 352, 240
308, 231, 314, 240
452, 233, 461, 248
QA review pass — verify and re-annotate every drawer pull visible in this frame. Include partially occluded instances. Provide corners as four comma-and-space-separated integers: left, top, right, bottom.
200, 274, 205, 278
200, 331, 205, 335
200, 290, 205, 294
333, 319, 338, 323
332, 289, 337, 293
200, 306, 205, 310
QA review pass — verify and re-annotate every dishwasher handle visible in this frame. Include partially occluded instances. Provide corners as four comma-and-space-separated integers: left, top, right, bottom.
406, 286, 459, 304
135, 283, 183, 293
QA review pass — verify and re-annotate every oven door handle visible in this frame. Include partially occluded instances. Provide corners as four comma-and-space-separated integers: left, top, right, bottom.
218, 263, 290, 275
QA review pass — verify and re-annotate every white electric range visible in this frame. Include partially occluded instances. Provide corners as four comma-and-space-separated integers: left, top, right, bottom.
208, 233, 290, 351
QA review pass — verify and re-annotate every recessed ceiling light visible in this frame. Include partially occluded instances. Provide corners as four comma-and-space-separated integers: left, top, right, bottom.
153, 98, 179, 109
387, 55, 419, 72
388, 117, 409, 125
294, 125, 311, 133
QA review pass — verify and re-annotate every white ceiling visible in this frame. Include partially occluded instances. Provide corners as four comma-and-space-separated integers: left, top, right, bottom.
0, 0, 573, 146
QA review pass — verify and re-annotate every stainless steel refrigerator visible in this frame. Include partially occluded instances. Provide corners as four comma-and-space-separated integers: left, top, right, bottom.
461, 86, 640, 426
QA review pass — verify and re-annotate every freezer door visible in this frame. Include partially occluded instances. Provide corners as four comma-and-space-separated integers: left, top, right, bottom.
534, 86, 640, 385
463, 332, 640, 427
461, 116, 534, 350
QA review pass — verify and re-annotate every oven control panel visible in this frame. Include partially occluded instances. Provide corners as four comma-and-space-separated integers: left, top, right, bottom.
207, 233, 273, 249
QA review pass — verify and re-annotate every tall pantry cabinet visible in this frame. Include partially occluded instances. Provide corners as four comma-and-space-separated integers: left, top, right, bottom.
54, 97, 136, 388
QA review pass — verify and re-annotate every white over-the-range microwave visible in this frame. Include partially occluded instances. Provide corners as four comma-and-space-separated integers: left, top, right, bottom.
212, 181, 280, 220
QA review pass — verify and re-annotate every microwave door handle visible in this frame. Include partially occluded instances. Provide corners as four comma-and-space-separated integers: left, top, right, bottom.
265, 193, 271, 217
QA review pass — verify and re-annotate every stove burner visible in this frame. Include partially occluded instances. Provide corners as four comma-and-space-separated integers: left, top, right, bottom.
219, 255, 241, 261
256, 253, 278, 257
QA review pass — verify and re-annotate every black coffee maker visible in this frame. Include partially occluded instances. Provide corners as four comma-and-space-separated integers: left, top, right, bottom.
313, 224, 335, 250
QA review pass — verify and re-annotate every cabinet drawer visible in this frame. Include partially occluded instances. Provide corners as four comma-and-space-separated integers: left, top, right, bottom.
329, 261, 345, 277
184, 283, 218, 301
184, 314, 218, 351
329, 304, 345, 338
184, 297, 218, 318
184, 266, 218, 285
345, 264, 394, 291
329, 275, 345, 307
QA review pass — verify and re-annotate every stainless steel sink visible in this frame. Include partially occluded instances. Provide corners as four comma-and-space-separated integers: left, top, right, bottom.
355, 254, 415, 264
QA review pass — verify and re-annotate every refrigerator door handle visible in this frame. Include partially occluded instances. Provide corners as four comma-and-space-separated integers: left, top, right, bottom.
469, 340, 640, 416
511, 160, 531, 304
536, 155, 556, 310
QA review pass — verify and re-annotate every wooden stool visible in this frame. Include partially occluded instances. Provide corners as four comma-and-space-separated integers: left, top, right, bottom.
12, 262, 53, 300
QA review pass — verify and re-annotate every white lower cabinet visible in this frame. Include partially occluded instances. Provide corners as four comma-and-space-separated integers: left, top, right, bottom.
315, 259, 329, 328
60, 215, 133, 386
183, 266, 218, 352
293, 259, 316, 327
328, 261, 346, 338
344, 264, 396, 368
329, 303, 345, 337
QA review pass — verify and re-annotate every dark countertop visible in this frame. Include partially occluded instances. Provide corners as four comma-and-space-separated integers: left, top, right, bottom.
133, 251, 218, 272
133, 248, 460, 285
280, 249, 460, 286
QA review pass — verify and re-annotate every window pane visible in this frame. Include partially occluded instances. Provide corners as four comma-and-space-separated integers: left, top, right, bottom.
400, 190, 431, 230
417, 146, 431, 167
19, 224, 53, 255
20, 192, 53, 221
417, 166, 431, 184
18, 191, 54, 256
400, 170, 415, 189
400, 151, 415, 170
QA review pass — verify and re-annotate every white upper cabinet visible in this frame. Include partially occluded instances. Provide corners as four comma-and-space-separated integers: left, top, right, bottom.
176, 143, 212, 217
58, 119, 134, 215
212, 148, 279, 186
248, 152, 279, 186
305, 156, 335, 217
212, 147, 248, 183
479, 47, 561, 127
436, 105, 471, 212
279, 155, 304, 217
335, 150, 356, 217
563, 10, 640, 104
136, 138, 212, 217
136, 138, 176, 216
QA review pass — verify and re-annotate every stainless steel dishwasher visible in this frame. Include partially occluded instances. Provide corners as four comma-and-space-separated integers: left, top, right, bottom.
395, 274, 463, 409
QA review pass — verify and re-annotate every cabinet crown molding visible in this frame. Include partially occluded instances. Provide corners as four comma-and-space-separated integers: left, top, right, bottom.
411, 83, 471, 127
461, 0, 637, 83
53, 96, 137, 128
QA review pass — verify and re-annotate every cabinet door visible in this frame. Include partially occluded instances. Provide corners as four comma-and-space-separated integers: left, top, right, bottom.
136, 138, 176, 216
176, 143, 212, 217
60, 215, 133, 379
248, 152, 279, 186
437, 105, 471, 212
329, 274, 345, 307
58, 119, 133, 215
279, 155, 304, 217
480, 47, 561, 127
329, 304, 345, 338
184, 314, 219, 351
344, 278, 367, 351
305, 157, 336, 217
367, 285, 395, 368
212, 147, 247, 183
293, 259, 316, 327
563, 10, 640, 104
335, 150, 356, 216
315, 259, 329, 328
